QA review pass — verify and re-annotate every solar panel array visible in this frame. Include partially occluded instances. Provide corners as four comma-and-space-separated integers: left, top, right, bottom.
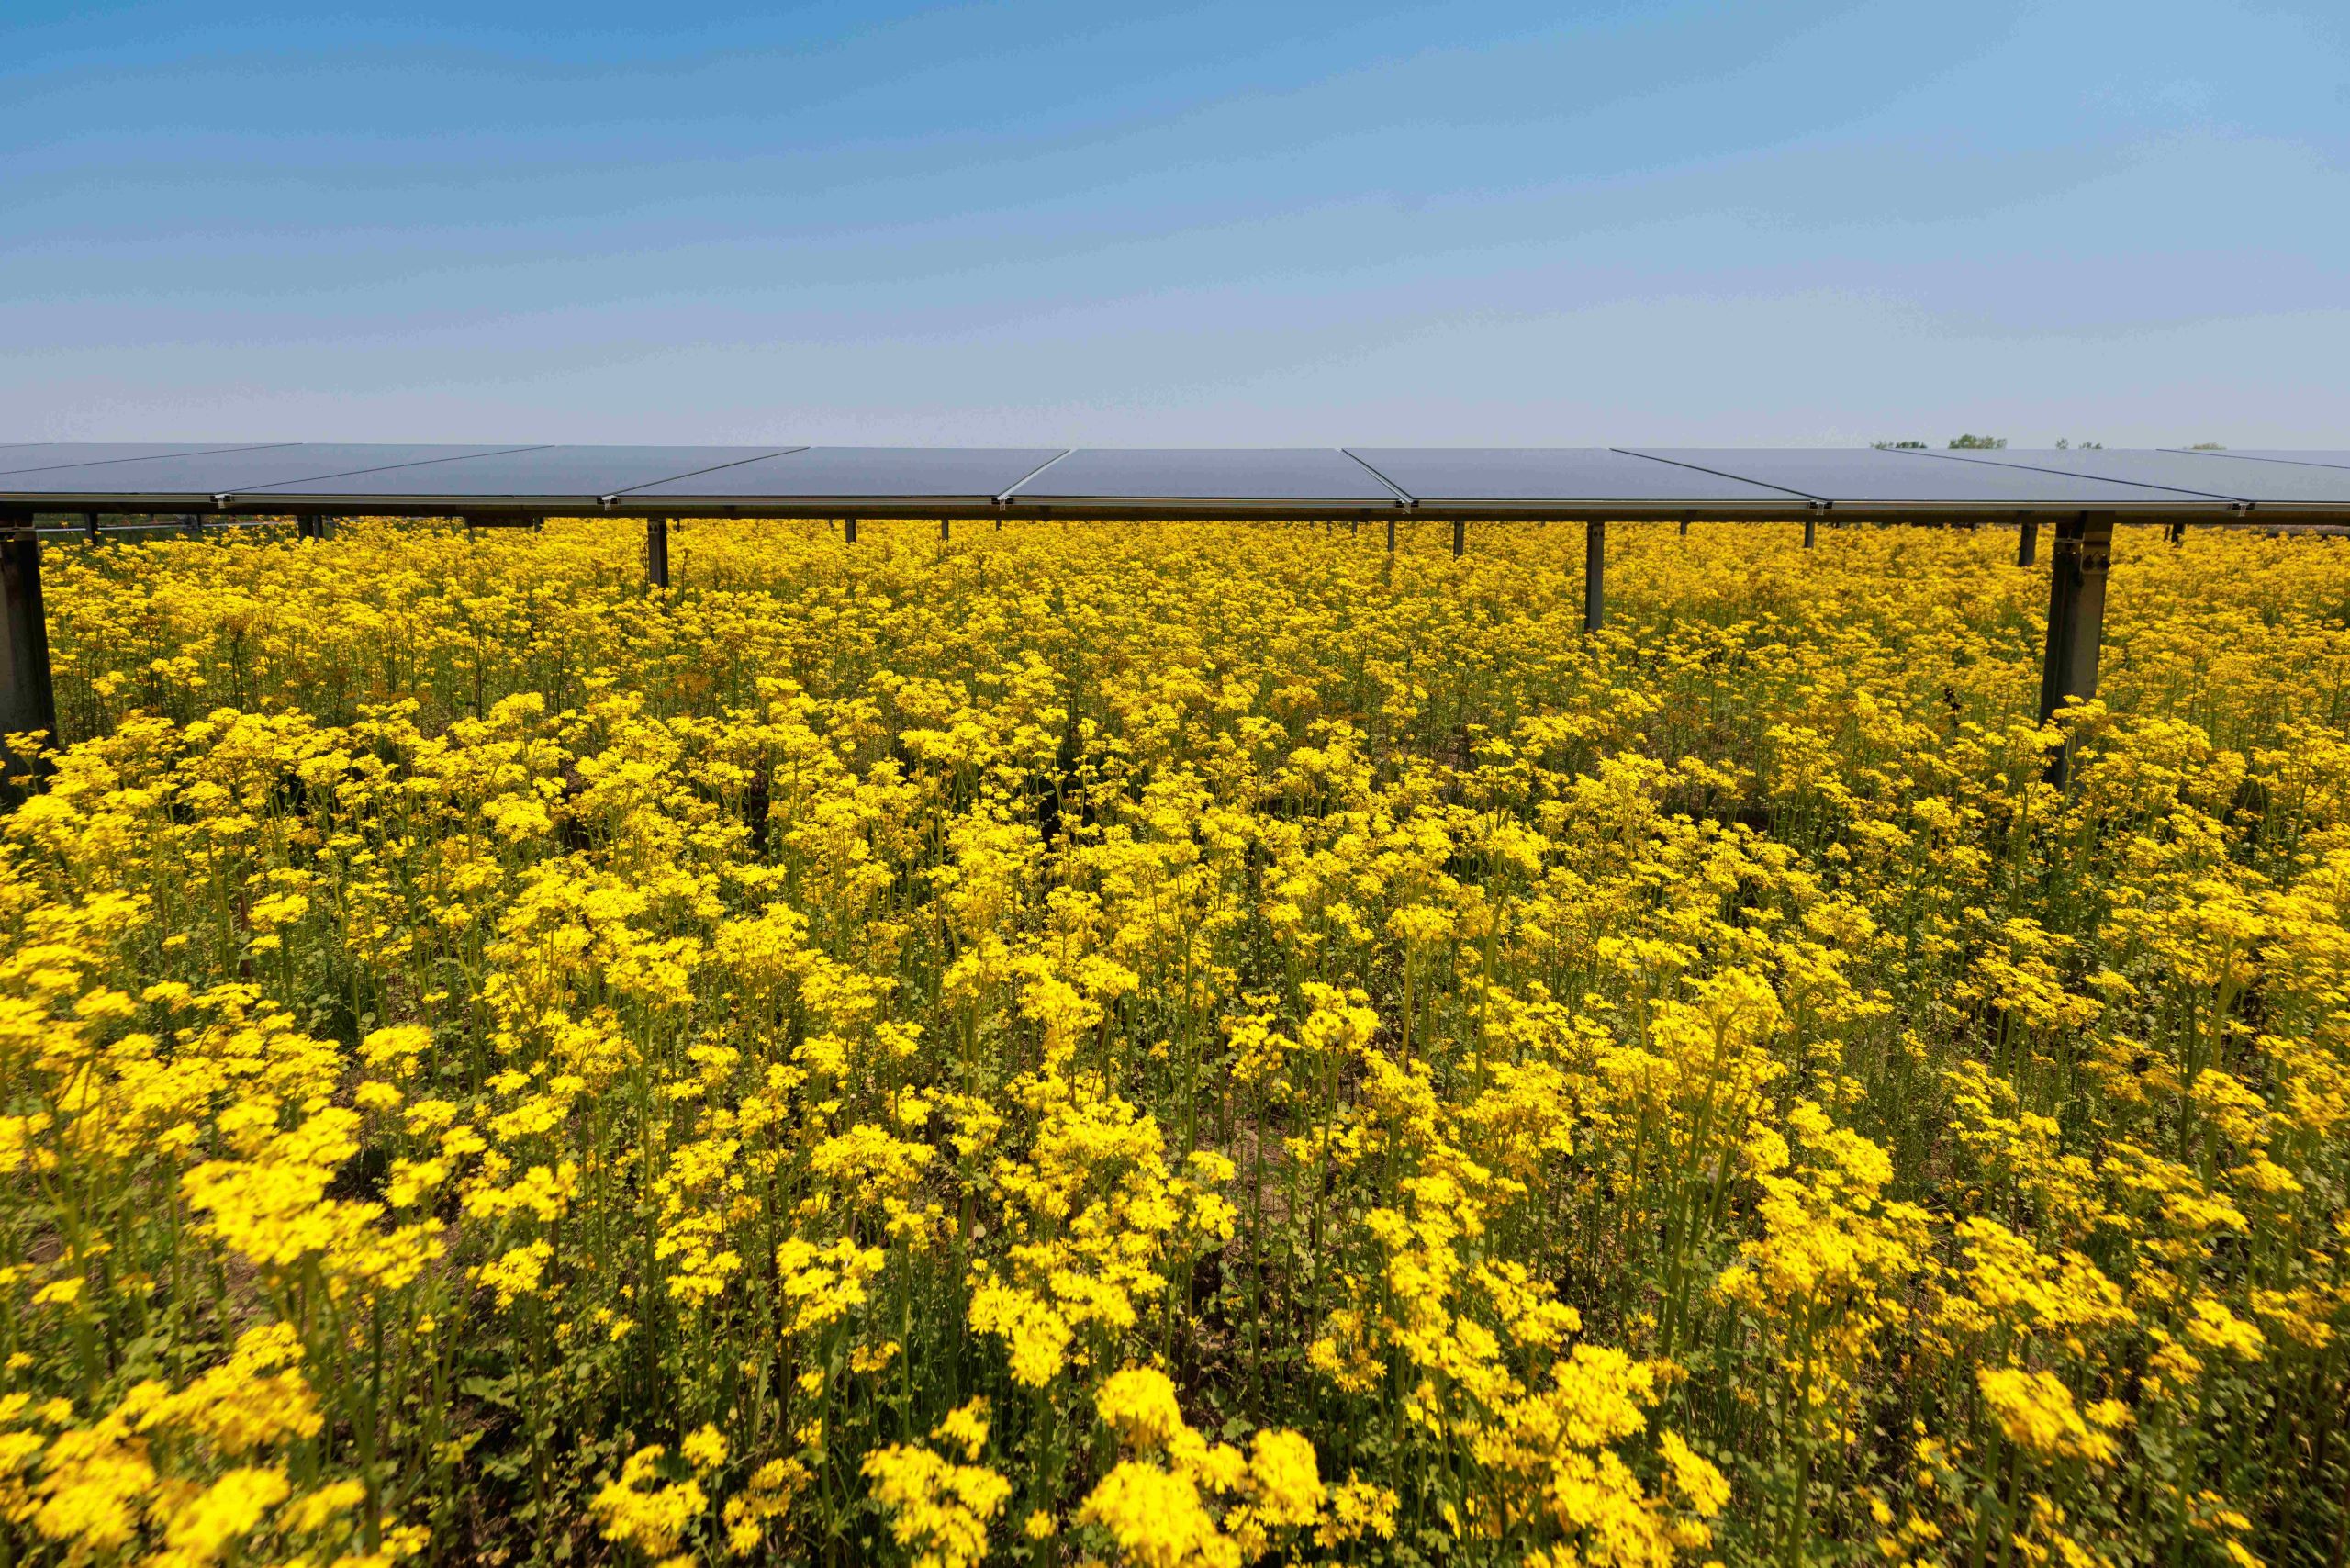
6, 443, 2349, 518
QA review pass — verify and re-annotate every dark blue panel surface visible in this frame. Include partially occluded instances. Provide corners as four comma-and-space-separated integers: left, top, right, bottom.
1349, 448, 1807, 503
1923, 448, 2340, 502
623, 447, 1065, 499
2169, 450, 2350, 473
0, 444, 545, 498
1621, 448, 2208, 505
1009, 449, 1397, 501
242, 446, 800, 498
0, 442, 288, 476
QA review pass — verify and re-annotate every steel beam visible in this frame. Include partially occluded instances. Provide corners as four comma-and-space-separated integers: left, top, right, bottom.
1583, 521, 1605, 633
2037, 513, 2113, 788
2017, 519, 2038, 566
1451, 518, 1465, 559
844, 517, 858, 545
646, 517, 670, 588
2, 531, 57, 796
1803, 514, 1817, 549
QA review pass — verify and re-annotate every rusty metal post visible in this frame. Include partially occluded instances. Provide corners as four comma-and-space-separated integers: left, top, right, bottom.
1583, 521, 1605, 633
2, 527, 58, 795
2038, 513, 2114, 787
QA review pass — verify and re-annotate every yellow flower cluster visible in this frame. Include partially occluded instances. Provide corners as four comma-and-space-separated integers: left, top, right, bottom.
3, 515, 2348, 1567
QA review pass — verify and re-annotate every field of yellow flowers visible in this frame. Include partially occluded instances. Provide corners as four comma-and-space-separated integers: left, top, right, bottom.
3, 515, 2347, 1568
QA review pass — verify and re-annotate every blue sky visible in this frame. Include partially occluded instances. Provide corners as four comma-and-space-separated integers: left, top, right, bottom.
4, 0, 2346, 445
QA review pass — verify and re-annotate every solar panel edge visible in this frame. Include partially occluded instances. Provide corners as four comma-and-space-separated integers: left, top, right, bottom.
1891, 447, 2250, 503
1608, 449, 1829, 503
0, 442, 298, 478
1349, 449, 1840, 505
993, 450, 1073, 502
621, 448, 1069, 502
223, 444, 559, 497
1005, 449, 1402, 502
1336, 450, 1416, 503
605, 447, 811, 498
2162, 449, 2350, 474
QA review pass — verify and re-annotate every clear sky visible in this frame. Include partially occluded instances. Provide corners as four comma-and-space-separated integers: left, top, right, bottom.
5, 0, 2345, 447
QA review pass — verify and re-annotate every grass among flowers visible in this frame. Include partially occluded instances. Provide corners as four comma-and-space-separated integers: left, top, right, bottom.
3, 515, 2349, 1568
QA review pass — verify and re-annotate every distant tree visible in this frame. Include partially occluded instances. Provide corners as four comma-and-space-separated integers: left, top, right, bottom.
2189, 442, 2225, 450
1948, 434, 2007, 449
2055, 439, 2068, 449
1872, 440, 1929, 449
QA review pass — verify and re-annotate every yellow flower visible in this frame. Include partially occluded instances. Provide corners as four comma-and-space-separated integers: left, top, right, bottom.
1975, 1366, 2124, 1464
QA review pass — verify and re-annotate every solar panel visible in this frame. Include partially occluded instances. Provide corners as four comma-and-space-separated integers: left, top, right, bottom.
1621, 448, 2212, 506
1922, 448, 2347, 504
1008, 449, 1399, 502
621, 448, 1066, 501
0, 442, 289, 476
240, 446, 800, 500
0, 443, 2289, 519
2168, 450, 2350, 472
1348, 448, 1808, 504
0, 444, 547, 499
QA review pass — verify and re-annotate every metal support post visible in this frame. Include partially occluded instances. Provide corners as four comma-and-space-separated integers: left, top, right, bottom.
1451, 518, 1465, 559
845, 517, 858, 545
1678, 517, 1689, 537
1386, 517, 1396, 553
297, 513, 324, 542
2166, 520, 2186, 546
2, 529, 58, 795
940, 517, 949, 542
2017, 518, 2038, 567
1803, 513, 1818, 549
1583, 521, 1605, 633
2037, 513, 2113, 788
82, 512, 99, 543
181, 514, 203, 539
646, 517, 669, 588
